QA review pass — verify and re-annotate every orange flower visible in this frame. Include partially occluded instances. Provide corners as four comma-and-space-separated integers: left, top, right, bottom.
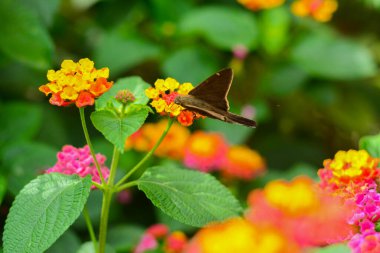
246, 177, 355, 248
291, 0, 338, 22
237, 0, 285, 11
126, 120, 190, 160
183, 131, 229, 172
221, 145, 266, 180
185, 218, 299, 253
39, 58, 113, 107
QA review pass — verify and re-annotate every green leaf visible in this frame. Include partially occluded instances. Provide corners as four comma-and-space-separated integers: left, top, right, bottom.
0, 0, 53, 69
179, 6, 258, 50
259, 7, 290, 54
107, 225, 145, 252
46, 230, 81, 253
2, 142, 58, 195
95, 76, 151, 111
138, 166, 243, 227
308, 243, 351, 253
22, 0, 61, 26
291, 32, 376, 80
359, 133, 380, 158
91, 105, 150, 153
93, 32, 160, 77
3, 174, 92, 253
0, 175, 7, 205
162, 47, 220, 84
77, 242, 115, 253
0, 102, 43, 150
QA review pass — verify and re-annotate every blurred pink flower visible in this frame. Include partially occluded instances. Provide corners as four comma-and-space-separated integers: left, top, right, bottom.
46, 145, 109, 188
183, 131, 228, 172
349, 231, 380, 253
134, 233, 158, 253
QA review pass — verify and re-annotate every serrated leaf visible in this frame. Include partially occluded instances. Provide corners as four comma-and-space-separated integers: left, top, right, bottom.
107, 225, 145, 252
0, 0, 53, 69
93, 32, 160, 77
95, 76, 151, 111
179, 6, 258, 50
291, 32, 376, 80
138, 166, 243, 227
91, 106, 150, 153
359, 133, 380, 158
3, 174, 92, 253
162, 47, 220, 84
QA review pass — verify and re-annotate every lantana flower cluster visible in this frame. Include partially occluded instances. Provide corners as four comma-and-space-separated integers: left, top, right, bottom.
237, 0, 285, 11
134, 224, 187, 253
291, 0, 338, 22
126, 120, 266, 180
318, 150, 380, 253
145, 78, 203, 126
46, 145, 110, 188
39, 58, 113, 107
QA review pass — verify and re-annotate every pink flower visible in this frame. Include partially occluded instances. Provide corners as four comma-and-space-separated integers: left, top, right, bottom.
349, 231, 380, 253
134, 233, 158, 253
46, 145, 109, 188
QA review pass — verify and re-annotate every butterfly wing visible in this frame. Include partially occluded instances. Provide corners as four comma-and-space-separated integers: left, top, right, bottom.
188, 68, 233, 111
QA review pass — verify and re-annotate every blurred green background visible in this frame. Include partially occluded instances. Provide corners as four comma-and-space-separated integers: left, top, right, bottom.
0, 0, 379, 250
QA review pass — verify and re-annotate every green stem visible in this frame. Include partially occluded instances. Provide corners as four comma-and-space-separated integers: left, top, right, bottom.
83, 205, 97, 252
98, 146, 120, 253
79, 107, 106, 185
115, 118, 174, 187
92, 181, 104, 190
115, 180, 138, 192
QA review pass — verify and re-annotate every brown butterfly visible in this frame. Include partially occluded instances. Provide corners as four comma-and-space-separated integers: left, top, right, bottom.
174, 68, 256, 128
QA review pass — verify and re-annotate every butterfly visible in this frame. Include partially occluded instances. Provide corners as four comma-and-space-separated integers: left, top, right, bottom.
174, 68, 256, 128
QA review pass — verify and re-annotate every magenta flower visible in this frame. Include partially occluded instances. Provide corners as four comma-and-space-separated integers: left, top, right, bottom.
46, 145, 109, 188
349, 231, 380, 253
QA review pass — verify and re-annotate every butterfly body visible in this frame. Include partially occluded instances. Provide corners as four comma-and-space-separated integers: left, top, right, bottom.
174, 68, 256, 128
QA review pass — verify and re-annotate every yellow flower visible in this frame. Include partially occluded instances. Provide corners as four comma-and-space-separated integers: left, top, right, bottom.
154, 79, 168, 92
38, 58, 113, 107
151, 99, 166, 113
178, 82, 194, 95
165, 77, 180, 91
264, 177, 319, 216
291, 0, 338, 22
145, 87, 160, 99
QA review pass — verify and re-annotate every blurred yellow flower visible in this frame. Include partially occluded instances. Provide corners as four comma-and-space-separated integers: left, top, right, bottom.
237, 0, 285, 11
221, 145, 266, 180
185, 218, 298, 253
291, 0, 338, 22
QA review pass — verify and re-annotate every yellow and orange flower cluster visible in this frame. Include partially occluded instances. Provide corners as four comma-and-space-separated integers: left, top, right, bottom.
39, 58, 113, 107
318, 150, 379, 194
291, 0, 338, 22
237, 0, 285, 11
125, 120, 191, 160
145, 78, 203, 126
246, 177, 355, 248
185, 218, 299, 253
126, 120, 266, 180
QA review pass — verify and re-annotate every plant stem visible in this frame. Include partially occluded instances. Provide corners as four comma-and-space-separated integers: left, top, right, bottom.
115, 118, 174, 187
83, 205, 97, 252
79, 107, 106, 185
98, 146, 120, 253
115, 180, 138, 192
